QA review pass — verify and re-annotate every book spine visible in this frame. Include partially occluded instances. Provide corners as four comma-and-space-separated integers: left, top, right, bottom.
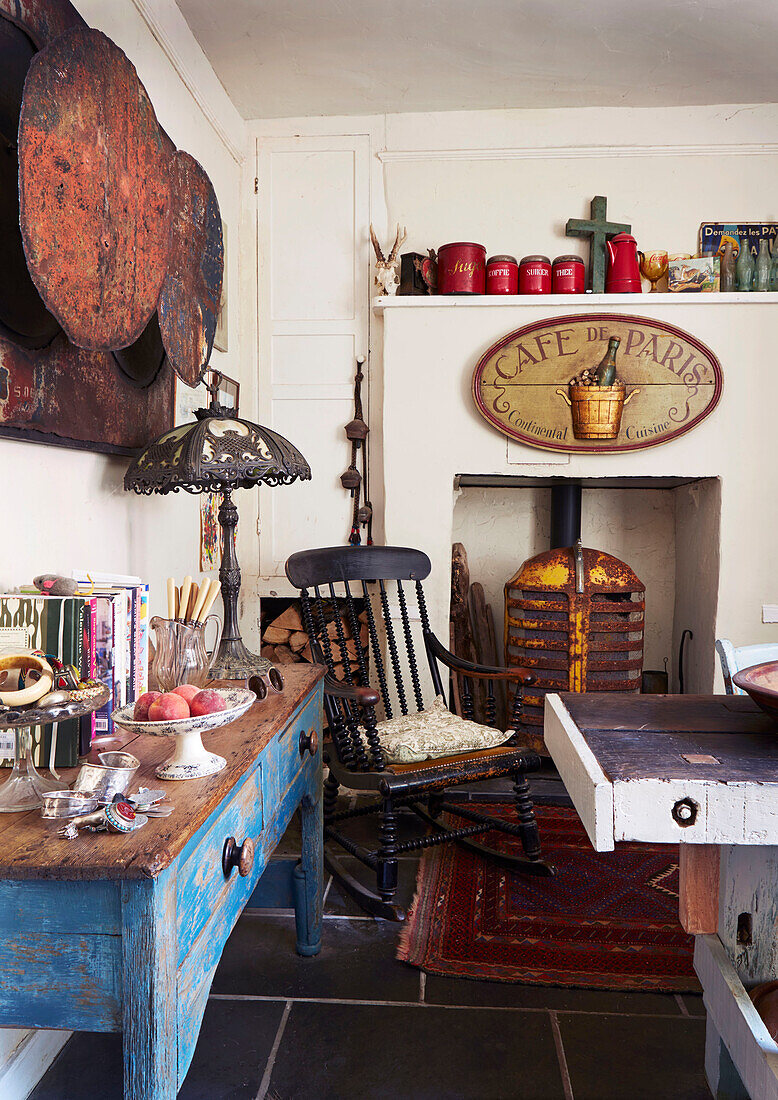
93, 597, 112, 737
78, 600, 92, 757
130, 588, 139, 702
139, 586, 149, 695
125, 590, 132, 705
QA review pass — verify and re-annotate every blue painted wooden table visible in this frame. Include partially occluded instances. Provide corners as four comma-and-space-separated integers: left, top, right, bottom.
0, 665, 324, 1099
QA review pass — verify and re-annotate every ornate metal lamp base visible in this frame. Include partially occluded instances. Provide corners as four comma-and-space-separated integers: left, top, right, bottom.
209, 636, 272, 682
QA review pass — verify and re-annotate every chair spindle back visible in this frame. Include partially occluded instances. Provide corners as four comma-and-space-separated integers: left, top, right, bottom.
287, 546, 436, 771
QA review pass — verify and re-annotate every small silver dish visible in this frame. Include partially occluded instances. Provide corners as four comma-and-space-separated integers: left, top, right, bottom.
41, 790, 100, 820
73, 751, 140, 804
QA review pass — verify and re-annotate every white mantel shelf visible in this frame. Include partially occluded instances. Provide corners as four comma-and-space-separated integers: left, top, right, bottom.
374, 292, 778, 310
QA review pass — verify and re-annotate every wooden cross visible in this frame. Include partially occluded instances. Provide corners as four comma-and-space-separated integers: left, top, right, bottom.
565, 196, 631, 293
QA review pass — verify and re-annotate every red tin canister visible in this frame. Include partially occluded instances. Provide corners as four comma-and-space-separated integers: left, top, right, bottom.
437, 242, 486, 294
518, 255, 551, 294
552, 254, 585, 294
486, 255, 519, 295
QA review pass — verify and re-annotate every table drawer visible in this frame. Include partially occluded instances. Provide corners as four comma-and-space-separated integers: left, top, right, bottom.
177, 765, 264, 964
267, 691, 321, 804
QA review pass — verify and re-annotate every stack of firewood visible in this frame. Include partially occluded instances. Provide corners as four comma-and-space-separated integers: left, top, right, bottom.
260, 601, 369, 675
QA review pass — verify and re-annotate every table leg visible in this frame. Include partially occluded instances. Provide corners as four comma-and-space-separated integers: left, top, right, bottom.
679, 844, 720, 934
293, 758, 323, 956
699, 846, 778, 1100
705, 1017, 750, 1100
121, 871, 178, 1100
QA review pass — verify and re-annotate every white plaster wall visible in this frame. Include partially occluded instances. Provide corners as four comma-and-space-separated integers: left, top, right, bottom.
0, 0, 254, 629
452, 485, 676, 673
381, 103, 778, 260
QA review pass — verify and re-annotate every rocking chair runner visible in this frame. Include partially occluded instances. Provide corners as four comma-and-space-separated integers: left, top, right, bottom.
285, 545, 554, 921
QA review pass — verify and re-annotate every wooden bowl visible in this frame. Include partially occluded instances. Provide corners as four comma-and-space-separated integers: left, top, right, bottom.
733, 662, 778, 722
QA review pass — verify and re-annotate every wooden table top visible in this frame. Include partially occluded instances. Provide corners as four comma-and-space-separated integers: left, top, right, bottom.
560, 693, 778, 785
0, 665, 323, 881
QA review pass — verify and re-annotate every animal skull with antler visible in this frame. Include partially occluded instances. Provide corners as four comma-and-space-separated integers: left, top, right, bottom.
369, 223, 407, 296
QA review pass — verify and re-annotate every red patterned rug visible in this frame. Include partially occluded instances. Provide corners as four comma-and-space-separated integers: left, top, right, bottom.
398, 802, 700, 992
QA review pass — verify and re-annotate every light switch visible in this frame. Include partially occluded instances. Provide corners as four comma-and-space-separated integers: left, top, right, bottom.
762, 605, 778, 623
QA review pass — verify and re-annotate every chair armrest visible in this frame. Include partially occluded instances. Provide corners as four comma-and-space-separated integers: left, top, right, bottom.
324, 676, 380, 706
425, 631, 535, 685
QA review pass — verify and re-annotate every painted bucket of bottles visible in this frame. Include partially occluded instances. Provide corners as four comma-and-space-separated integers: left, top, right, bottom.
557, 382, 639, 440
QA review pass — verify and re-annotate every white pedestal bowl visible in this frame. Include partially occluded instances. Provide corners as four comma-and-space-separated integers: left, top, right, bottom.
111, 687, 256, 780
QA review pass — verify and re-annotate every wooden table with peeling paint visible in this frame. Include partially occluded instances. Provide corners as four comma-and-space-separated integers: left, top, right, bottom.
545, 692, 778, 1100
0, 664, 324, 1100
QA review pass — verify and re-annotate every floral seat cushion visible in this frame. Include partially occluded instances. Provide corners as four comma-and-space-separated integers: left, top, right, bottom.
362, 695, 511, 765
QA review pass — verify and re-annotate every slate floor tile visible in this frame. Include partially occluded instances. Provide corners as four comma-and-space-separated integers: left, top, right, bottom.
682, 993, 707, 1017
29, 1000, 284, 1100
269, 1001, 565, 1100
557, 1011, 710, 1100
212, 913, 420, 1002
424, 971, 686, 1016
324, 855, 421, 916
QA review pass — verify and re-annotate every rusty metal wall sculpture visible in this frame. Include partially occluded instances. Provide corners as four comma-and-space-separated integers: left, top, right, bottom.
18, 27, 172, 350
0, 1, 174, 454
159, 151, 223, 386
0, 334, 175, 453
0, 15, 60, 349
0, 0, 85, 45
0, 0, 226, 454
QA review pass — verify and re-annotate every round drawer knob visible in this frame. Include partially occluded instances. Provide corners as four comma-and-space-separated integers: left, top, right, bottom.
671, 797, 699, 827
222, 835, 255, 878
299, 728, 318, 757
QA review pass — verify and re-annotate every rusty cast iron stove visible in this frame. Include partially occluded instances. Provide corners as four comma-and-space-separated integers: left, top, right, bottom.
505, 484, 645, 753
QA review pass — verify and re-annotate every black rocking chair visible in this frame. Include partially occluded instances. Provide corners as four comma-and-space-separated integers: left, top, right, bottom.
285, 544, 554, 921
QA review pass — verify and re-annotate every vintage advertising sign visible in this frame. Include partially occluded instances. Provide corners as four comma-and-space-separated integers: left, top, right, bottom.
472, 313, 722, 453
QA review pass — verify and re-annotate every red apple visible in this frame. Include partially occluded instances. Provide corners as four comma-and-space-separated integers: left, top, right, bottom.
172, 684, 201, 705
148, 693, 191, 721
190, 689, 227, 717
133, 691, 161, 720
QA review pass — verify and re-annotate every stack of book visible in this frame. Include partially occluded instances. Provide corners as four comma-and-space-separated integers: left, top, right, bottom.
0, 573, 149, 768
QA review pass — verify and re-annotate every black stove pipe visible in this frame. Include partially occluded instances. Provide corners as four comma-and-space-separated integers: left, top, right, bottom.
550, 483, 582, 549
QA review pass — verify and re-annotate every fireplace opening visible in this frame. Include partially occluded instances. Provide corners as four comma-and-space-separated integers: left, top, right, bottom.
452, 475, 721, 750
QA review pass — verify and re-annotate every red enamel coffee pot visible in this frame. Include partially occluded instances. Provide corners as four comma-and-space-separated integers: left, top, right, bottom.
605, 232, 642, 293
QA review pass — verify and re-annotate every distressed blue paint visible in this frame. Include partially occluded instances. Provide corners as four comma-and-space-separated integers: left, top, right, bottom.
0, 879, 121, 935
295, 735, 324, 956
0, 929, 122, 1031
0, 677, 323, 1099
176, 766, 264, 964
121, 869, 178, 1099
264, 692, 320, 807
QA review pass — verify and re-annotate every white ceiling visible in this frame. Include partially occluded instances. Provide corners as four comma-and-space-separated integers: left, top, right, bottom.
176, 0, 778, 120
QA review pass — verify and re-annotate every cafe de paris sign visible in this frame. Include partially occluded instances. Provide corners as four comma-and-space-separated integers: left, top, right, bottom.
471, 313, 722, 454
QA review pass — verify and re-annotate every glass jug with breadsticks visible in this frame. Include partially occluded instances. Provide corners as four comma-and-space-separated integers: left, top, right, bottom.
149, 576, 223, 692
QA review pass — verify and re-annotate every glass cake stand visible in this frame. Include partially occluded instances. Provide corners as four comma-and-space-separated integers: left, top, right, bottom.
0, 685, 111, 812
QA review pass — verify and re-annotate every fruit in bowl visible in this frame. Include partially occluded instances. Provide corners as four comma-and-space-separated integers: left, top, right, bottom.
133, 685, 230, 721
133, 691, 161, 720
190, 689, 227, 717
148, 693, 191, 721
172, 684, 201, 705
